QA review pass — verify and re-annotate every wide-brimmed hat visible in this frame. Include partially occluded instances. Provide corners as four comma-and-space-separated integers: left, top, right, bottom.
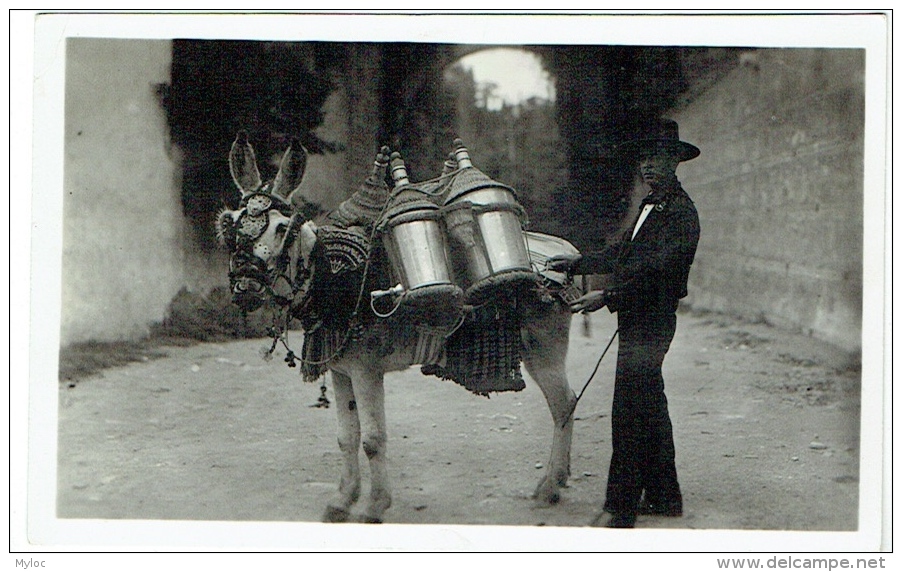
616, 118, 700, 162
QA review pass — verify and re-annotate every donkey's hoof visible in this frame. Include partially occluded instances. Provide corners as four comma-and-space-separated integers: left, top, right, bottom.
323, 505, 351, 523
532, 477, 562, 505
356, 514, 384, 524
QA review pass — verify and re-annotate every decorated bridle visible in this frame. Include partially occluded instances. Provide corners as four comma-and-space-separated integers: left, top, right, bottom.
217, 130, 313, 314
220, 135, 399, 383
221, 188, 309, 312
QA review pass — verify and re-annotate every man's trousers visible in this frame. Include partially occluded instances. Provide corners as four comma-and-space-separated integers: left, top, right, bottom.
603, 310, 683, 515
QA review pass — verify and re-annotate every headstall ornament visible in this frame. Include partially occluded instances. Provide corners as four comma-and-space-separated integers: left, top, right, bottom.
252, 146, 394, 377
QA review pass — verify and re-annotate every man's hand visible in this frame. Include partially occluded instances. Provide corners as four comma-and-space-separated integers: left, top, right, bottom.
570, 290, 607, 314
545, 253, 583, 273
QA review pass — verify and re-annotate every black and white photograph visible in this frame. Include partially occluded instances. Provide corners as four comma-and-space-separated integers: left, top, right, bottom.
11, 10, 890, 559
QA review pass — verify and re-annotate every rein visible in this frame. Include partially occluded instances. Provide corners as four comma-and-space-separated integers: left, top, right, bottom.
561, 326, 619, 428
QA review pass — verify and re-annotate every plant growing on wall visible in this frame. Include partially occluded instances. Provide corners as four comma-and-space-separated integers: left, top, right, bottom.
158, 40, 344, 251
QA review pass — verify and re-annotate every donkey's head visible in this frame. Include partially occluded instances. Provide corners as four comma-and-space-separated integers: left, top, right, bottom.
216, 131, 319, 312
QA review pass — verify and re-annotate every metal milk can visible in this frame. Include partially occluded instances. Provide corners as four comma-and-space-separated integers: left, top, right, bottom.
381, 198, 453, 292
373, 152, 464, 330
441, 140, 534, 299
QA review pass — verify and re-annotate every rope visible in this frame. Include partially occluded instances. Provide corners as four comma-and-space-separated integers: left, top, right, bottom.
264, 163, 521, 371
561, 327, 619, 428
370, 289, 405, 319
388, 167, 464, 199
290, 188, 396, 369
284, 166, 462, 369
443, 308, 469, 339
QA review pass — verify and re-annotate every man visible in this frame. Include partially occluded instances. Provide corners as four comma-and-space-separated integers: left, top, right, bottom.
548, 118, 700, 528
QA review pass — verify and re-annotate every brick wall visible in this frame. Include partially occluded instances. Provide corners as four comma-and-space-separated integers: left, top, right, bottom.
674, 48, 864, 352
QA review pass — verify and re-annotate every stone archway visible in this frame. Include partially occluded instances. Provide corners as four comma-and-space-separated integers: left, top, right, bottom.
436, 44, 692, 247
163, 41, 737, 252
438, 46, 567, 237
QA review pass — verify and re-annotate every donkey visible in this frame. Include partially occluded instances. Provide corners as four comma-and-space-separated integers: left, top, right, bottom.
216, 131, 579, 523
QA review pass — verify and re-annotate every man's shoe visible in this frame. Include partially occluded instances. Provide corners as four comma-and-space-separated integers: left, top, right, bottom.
589, 510, 637, 528
638, 499, 683, 517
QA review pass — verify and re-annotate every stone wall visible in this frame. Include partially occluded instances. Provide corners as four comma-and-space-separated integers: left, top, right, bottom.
674, 48, 864, 352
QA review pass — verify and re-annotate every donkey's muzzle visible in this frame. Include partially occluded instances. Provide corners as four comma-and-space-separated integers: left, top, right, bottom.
232, 276, 266, 312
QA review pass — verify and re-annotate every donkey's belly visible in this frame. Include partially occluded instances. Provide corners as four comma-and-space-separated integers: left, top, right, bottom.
329, 329, 430, 378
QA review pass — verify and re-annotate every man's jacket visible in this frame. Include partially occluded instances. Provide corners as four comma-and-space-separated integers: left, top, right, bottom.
575, 186, 700, 314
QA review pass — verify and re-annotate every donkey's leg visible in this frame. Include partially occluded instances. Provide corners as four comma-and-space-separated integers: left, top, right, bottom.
323, 370, 361, 523
521, 304, 577, 505
349, 366, 392, 523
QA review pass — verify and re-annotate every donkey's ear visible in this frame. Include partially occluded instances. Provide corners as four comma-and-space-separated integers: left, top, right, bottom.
229, 130, 262, 195
270, 137, 308, 199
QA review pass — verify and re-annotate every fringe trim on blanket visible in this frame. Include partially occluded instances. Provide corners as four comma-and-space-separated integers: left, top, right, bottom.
425, 303, 525, 396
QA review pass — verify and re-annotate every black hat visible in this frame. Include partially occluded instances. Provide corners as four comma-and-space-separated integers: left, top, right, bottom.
617, 118, 700, 162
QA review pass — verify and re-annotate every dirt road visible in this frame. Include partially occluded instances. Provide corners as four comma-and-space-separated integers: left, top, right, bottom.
53, 309, 865, 549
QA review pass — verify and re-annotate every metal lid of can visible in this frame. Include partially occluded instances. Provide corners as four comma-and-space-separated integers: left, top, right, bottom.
442, 139, 518, 204
379, 197, 442, 230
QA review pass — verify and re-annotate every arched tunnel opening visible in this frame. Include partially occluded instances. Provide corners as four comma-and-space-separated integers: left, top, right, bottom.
441, 47, 567, 238
159, 40, 735, 253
